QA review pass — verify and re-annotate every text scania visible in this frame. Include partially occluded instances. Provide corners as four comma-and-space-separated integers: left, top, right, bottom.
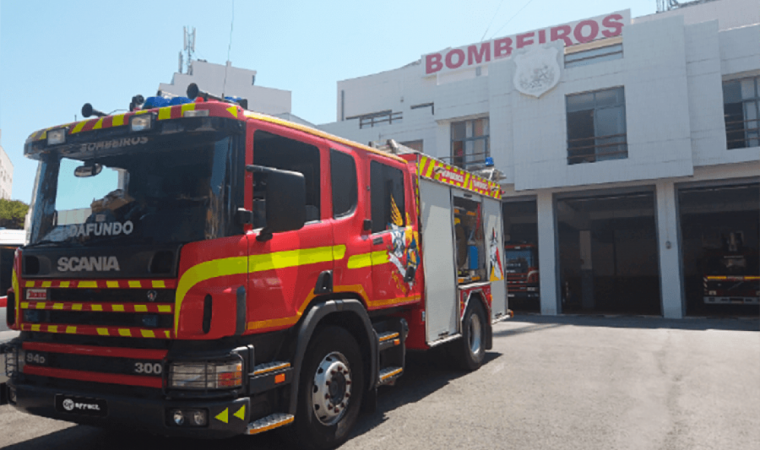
424, 11, 629, 75
58, 256, 121, 272
67, 221, 134, 238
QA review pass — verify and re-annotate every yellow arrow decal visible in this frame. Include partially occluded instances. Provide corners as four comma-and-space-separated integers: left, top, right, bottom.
234, 405, 246, 421
215, 408, 229, 424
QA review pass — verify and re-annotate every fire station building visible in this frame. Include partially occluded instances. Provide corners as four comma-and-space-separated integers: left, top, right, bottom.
319, 0, 760, 319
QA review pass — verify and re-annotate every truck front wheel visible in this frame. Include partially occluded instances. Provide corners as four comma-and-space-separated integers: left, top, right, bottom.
451, 300, 487, 371
293, 326, 365, 450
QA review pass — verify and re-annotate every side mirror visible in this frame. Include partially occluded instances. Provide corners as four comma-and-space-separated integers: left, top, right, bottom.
247, 165, 306, 241
74, 163, 103, 178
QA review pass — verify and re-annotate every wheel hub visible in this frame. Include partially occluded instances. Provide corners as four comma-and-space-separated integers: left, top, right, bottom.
469, 312, 482, 356
312, 352, 352, 426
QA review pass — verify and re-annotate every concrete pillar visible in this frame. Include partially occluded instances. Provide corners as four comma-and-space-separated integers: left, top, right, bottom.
537, 191, 559, 315
656, 181, 684, 319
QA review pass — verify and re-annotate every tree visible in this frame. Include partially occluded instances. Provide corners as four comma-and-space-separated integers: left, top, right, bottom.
0, 199, 29, 230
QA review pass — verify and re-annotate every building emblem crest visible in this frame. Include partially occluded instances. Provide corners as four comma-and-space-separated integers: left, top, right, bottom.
513, 45, 562, 98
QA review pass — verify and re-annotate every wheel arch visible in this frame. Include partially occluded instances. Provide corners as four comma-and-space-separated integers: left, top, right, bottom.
287, 298, 377, 415
462, 290, 493, 350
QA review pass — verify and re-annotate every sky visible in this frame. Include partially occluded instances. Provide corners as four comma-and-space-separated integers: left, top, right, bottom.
0, 0, 658, 204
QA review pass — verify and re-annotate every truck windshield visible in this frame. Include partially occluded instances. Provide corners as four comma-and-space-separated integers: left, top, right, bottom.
506, 249, 535, 269
28, 132, 243, 246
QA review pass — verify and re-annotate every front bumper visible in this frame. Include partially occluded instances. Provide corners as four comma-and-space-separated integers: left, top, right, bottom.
6, 381, 250, 438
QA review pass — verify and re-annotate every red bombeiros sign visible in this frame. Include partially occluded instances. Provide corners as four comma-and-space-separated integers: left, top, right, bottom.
423, 10, 631, 76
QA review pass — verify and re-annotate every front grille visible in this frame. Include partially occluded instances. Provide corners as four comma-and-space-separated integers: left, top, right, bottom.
23, 310, 173, 329
50, 288, 174, 303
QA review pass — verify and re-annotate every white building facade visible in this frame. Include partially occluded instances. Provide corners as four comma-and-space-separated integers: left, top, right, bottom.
320, 0, 760, 319
0, 130, 14, 200
159, 59, 292, 116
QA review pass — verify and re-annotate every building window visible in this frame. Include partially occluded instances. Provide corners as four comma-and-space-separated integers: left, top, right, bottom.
565, 42, 623, 68
566, 87, 627, 165
723, 77, 759, 149
400, 140, 423, 152
348, 110, 403, 129
451, 118, 489, 169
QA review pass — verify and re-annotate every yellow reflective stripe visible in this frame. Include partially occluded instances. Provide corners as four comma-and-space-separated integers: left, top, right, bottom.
134, 305, 148, 312
128, 280, 141, 288
52, 303, 64, 310
181, 103, 196, 114
118, 329, 131, 337
21, 302, 29, 308
72, 303, 83, 311
25, 281, 35, 288
174, 245, 347, 333
158, 107, 172, 120
66, 326, 77, 334
371, 251, 389, 266
91, 304, 103, 311
347, 253, 372, 269
36, 302, 46, 309
249, 245, 343, 273
41, 281, 51, 288
97, 328, 109, 336
78, 281, 97, 288
59, 281, 70, 288
141, 329, 155, 338
347, 250, 392, 269
175, 256, 247, 333
152, 280, 166, 288
48, 325, 58, 333
92, 118, 104, 130
71, 121, 87, 134
112, 304, 125, 312
107, 281, 119, 288
112, 114, 125, 127
164, 330, 171, 338
157, 305, 171, 313
31, 324, 41, 332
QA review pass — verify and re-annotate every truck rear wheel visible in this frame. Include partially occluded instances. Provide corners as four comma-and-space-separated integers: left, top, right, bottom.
451, 300, 487, 371
293, 326, 364, 450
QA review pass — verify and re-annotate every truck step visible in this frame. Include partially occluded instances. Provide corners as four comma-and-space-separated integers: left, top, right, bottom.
377, 331, 401, 351
246, 413, 295, 435
252, 361, 290, 376
377, 366, 403, 386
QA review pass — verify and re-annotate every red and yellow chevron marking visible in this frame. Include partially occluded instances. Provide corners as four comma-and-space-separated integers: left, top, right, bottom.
705, 275, 760, 281
20, 323, 172, 339
20, 301, 173, 314
26, 101, 246, 144
23, 279, 176, 289
418, 155, 502, 199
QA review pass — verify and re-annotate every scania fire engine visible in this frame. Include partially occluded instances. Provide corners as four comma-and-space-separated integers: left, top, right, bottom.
1, 85, 508, 449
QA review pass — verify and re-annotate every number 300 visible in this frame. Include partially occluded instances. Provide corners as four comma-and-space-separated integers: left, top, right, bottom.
134, 362, 163, 374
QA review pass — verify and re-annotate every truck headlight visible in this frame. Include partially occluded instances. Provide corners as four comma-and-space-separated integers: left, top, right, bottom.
169, 360, 243, 389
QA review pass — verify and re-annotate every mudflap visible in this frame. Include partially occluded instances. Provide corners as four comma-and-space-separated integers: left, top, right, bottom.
0, 382, 7, 406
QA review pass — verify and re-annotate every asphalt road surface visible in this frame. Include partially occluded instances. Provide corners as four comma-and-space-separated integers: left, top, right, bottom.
1, 315, 758, 450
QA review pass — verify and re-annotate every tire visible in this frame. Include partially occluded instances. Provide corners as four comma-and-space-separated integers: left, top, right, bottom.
292, 326, 365, 450
451, 300, 487, 371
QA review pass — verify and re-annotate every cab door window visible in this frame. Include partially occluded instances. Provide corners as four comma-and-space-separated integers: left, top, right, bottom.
253, 130, 321, 228
330, 149, 358, 218
370, 161, 405, 233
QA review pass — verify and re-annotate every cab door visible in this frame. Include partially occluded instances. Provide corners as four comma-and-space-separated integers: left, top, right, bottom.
367, 156, 420, 310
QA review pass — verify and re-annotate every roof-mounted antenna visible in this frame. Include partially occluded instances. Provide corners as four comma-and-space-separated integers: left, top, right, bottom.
222, 0, 235, 98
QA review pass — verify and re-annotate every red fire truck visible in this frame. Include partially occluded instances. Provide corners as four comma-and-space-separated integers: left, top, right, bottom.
1, 86, 507, 449
504, 244, 539, 300
703, 232, 760, 305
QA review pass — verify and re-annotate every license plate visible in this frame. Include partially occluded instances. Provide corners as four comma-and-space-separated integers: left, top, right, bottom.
55, 395, 107, 417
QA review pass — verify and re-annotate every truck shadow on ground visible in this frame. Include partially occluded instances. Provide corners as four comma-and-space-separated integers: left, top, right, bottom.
500, 313, 760, 333
1, 348, 502, 450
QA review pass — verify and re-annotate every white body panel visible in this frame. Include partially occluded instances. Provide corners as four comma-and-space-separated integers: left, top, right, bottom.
482, 197, 507, 319
419, 179, 459, 343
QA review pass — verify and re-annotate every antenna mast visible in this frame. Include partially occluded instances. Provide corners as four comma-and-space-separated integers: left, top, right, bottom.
179, 26, 196, 75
